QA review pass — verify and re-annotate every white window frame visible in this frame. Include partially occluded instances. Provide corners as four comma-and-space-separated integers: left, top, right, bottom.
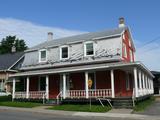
84, 41, 95, 57
123, 43, 127, 58
60, 45, 69, 60
130, 49, 133, 62
39, 49, 47, 63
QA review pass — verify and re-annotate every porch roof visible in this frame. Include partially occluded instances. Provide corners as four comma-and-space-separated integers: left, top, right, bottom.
9, 61, 154, 78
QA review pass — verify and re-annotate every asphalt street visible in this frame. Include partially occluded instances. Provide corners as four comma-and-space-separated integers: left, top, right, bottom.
0, 109, 146, 120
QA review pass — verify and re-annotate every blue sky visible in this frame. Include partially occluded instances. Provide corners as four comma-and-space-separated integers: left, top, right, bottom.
0, 0, 160, 70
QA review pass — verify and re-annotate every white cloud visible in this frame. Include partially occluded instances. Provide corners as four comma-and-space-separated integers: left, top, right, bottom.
136, 39, 160, 71
0, 18, 85, 47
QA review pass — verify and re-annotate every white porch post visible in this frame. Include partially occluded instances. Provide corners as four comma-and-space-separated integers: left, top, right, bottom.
85, 72, 89, 99
149, 77, 151, 94
46, 75, 49, 99
151, 79, 154, 94
26, 77, 30, 99
145, 75, 148, 94
12, 78, 16, 100
142, 73, 145, 95
138, 70, 142, 96
134, 67, 138, 97
63, 74, 66, 99
111, 70, 115, 98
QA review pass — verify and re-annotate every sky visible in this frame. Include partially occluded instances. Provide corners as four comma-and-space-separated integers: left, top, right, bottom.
0, 0, 160, 71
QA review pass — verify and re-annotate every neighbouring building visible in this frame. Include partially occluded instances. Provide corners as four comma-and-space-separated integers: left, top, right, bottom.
0, 51, 24, 92
10, 18, 154, 107
151, 71, 160, 94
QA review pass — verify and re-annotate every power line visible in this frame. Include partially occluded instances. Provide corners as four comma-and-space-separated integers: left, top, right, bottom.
138, 36, 160, 48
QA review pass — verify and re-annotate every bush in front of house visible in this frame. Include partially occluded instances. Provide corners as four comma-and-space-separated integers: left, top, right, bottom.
0, 95, 12, 102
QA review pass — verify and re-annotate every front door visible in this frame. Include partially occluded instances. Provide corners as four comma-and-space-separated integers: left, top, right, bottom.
49, 74, 60, 99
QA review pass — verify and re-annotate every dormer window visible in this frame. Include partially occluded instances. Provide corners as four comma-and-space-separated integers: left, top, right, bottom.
84, 42, 94, 56
60, 46, 69, 60
39, 49, 47, 62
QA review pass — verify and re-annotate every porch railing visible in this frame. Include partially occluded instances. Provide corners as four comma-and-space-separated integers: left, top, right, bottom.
29, 91, 46, 99
15, 92, 26, 99
67, 89, 112, 98
14, 91, 46, 99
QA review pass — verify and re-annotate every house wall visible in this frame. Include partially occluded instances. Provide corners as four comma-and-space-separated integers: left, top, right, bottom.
22, 36, 122, 69
122, 31, 135, 62
29, 76, 39, 91
70, 72, 85, 90
27, 69, 133, 98
96, 71, 111, 89
49, 74, 60, 99
114, 70, 133, 97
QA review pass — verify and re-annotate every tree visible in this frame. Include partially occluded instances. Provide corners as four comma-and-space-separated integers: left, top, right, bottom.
0, 35, 28, 54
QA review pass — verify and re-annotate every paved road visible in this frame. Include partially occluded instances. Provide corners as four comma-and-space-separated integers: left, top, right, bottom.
0, 109, 148, 120
139, 101, 160, 116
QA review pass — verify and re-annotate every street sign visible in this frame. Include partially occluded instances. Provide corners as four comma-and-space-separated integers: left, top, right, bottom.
88, 78, 93, 89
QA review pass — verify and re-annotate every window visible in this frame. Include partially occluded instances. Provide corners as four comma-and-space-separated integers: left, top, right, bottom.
85, 42, 94, 56
60, 46, 69, 59
123, 43, 127, 58
39, 76, 46, 91
126, 73, 130, 90
39, 49, 47, 62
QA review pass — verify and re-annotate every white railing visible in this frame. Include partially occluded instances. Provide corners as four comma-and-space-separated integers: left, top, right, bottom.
14, 91, 46, 99
29, 91, 46, 99
89, 89, 112, 98
15, 92, 26, 99
56, 91, 62, 104
68, 90, 86, 98
68, 89, 112, 98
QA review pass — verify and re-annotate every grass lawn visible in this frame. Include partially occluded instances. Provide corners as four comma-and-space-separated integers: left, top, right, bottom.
49, 104, 111, 112
0, 101, 42, 108
134, 96, 155, 112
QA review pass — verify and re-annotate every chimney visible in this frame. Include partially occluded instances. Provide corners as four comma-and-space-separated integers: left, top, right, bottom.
119, 17, 125, 27
47, 32, 53, 41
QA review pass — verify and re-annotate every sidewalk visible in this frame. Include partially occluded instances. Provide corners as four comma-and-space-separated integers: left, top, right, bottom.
0, 106, 159, 120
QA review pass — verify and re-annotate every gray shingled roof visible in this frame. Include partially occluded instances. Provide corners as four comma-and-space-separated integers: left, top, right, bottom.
27, 27, 127, 52
10, 61, 154, 78
0, 52, 24, 71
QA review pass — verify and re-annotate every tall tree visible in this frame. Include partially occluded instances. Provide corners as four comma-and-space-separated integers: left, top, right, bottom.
0, 36, 28, 54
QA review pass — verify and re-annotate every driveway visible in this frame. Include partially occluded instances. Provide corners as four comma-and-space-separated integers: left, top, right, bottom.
138, 100, 160, 116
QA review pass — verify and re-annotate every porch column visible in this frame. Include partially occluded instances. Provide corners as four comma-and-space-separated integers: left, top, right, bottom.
138, 70, 142, 96
46, 75, 49, 99
142, 73, 145, 95
26, 77, 30, 99
151, 79, 154, 94
134, 67, 138, 97
149, 77, 151, 94
12, 78, 16, 100
111, 70, 115, 98
63, 74, 66, 99
85, 72, 89, 99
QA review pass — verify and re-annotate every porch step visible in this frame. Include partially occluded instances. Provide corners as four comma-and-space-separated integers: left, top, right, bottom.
45, 99, 58, 105
112, 99, 133, 109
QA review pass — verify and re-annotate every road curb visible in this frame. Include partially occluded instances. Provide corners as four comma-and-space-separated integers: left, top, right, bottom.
0, 106, 159, 120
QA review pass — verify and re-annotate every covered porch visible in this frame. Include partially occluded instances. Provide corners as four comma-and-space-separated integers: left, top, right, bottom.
10, 62, 154, 101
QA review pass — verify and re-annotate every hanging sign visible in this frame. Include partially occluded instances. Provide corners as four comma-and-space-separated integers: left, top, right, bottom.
88, 78, 93, 89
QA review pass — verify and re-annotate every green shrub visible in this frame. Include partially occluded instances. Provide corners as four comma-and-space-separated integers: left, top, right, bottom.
0, 95, 12, 102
